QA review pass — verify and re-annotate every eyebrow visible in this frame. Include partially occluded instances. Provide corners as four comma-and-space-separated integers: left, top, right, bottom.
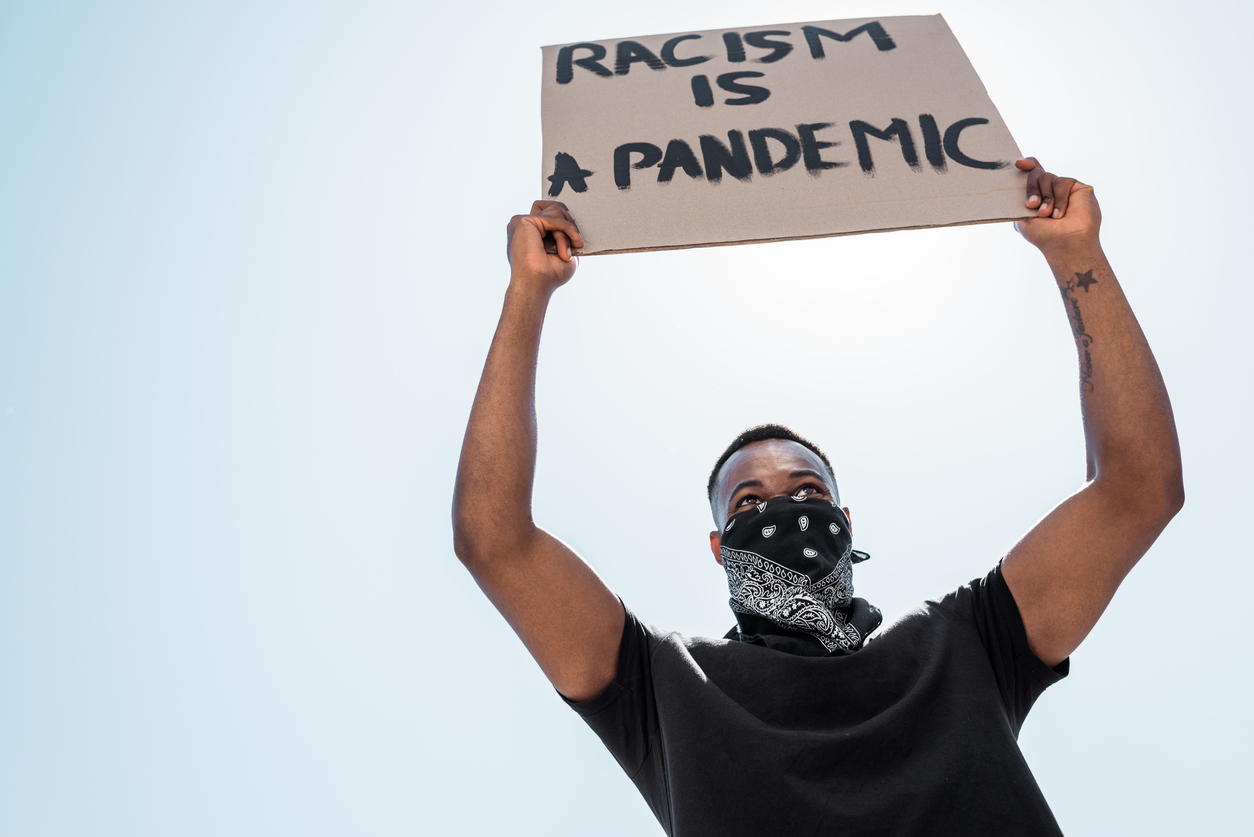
726, 470, 830, 505
728, 478, 764, 498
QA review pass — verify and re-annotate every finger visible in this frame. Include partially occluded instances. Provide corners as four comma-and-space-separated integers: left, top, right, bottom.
532, 201, 581, 240
531, 200, 575, 220
528, 213, 583, 248
1049, 177, 1078, 219
1017, 158, 1043, 207
537, 203, 576, 228
1024, 166, 1046, 209
1035, 171, 1057, 218
525, 214, 583, 251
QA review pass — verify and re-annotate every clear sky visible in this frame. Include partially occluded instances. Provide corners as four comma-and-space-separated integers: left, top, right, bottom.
1, 0, 1249, 834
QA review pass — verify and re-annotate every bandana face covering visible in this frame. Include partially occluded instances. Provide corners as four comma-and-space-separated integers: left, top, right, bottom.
720, 495, 882, 656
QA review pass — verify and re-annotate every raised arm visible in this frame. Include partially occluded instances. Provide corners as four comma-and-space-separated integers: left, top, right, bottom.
452, 201, 623, 701
1001, 158, 1184, 667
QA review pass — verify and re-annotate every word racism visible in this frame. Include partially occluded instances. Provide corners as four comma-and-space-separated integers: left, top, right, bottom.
555, 22, 897, 91
545, 22, 1007, 198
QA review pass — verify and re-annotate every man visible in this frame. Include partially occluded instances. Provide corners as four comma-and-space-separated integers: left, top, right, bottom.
452, 158, 1183, 835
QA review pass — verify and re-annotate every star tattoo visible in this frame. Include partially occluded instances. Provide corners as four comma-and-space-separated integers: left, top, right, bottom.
1074, 270, 1098, 292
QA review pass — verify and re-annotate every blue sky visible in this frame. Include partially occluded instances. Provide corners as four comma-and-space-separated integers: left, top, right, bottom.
2, 1, 1250, 834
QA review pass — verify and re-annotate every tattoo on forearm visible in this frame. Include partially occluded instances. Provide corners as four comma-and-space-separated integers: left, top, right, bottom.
1060, 270, 1098, 392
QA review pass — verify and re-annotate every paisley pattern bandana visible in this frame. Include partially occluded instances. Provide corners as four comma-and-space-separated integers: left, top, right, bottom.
720, 495, 881, 656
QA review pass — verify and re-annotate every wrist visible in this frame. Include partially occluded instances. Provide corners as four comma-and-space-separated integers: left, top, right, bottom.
504, 275, 556, 309
1038, 235, 1104, 268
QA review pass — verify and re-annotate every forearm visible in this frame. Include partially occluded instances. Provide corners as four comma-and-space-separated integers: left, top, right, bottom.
1003, 164, 1183, 664
452, 284, 553, 561
1042, 240, 1183, 505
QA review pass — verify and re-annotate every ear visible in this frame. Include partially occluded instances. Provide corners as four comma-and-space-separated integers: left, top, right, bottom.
709, 531, 723, 566
843, 506, 853, 534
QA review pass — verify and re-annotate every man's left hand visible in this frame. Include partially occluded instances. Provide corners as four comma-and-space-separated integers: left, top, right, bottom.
1013, 157, 1102, 254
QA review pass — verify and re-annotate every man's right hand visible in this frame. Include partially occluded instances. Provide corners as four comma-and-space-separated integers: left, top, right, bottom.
506, 201, 583, 294
454, 201, 622, 703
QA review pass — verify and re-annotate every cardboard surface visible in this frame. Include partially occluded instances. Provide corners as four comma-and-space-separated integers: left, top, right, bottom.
541, 15, 1032, 255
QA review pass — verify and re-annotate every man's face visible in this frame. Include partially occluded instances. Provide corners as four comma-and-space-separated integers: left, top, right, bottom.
709, 439, 848, 565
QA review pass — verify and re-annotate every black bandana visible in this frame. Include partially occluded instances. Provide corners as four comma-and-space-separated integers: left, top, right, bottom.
720, 495, 882, 657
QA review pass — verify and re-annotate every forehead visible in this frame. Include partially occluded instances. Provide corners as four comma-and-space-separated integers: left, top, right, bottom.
717, 439, 832, 497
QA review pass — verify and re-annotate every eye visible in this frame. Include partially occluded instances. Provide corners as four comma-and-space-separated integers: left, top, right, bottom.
736, 493, 760, 508
793, 483, 826, 499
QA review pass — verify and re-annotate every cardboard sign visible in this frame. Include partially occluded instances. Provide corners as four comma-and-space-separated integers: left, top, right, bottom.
540, 15, 1032, 255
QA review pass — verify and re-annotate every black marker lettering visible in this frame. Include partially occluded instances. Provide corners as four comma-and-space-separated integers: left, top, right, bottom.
661, 34, 710, 67
546, 153, 594, 197
744, 30, 793, 63
657, 139, 704, 183
723, 32, 746, 63
802, 22, 896, 58
716, 71, 770, 106
943, 118, 1006, 169
614, 142, 663, 189
919, 114, 946, 172
690, 75, 714, 107
850, 119, 920, 175
699, 131, 753, 183
614, 40, 666, 75
556, 43, 613, 84
748, 128, 801, 176
796, 122, 847, 175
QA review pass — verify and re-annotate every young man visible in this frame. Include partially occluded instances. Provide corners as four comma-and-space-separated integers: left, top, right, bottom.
452, 158, 1183, 835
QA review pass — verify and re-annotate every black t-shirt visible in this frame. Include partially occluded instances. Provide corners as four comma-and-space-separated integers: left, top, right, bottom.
566, 564, 1068, 836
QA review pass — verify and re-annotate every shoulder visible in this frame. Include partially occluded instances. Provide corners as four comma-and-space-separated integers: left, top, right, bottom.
613, 607, 743, 677
925, 563, 1014, 624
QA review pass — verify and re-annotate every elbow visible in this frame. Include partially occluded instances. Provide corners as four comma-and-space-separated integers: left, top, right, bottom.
451, 501, 534, 572
1162, 465, 1186, 519
1104, 461, 1184, 526
451, 495, 481, 567
1150, 448, 1186, 521
451, 507, 488, 570
451, 522, 476, 567
1138, 466, 1185, 526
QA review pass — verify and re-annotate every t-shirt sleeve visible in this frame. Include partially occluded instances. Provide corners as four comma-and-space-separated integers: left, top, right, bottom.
561, 604, 668, 823
935, 562, 1069, 736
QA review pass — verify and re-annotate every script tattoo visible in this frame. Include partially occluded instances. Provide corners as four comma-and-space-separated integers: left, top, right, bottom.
1060, 270, 1098, 392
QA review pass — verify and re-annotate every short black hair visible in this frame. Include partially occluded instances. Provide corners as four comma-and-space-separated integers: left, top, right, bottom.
706, 423, 837, 504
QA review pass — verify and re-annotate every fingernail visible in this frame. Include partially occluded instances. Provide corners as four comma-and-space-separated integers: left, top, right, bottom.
1052, 208, 1061, 219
